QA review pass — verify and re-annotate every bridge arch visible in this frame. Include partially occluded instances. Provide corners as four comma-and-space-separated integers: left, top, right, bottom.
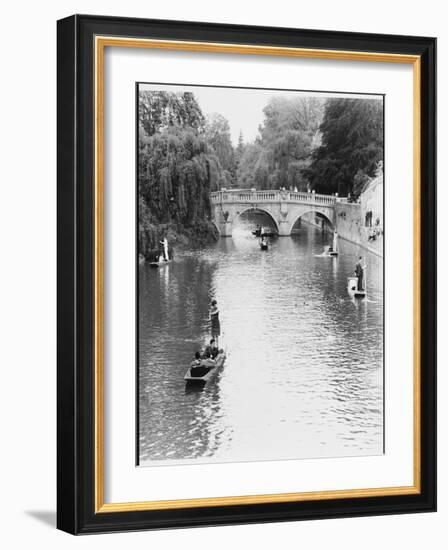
290, 209, 334, 231
211, 190, 338, 237
233, 207, 279, 235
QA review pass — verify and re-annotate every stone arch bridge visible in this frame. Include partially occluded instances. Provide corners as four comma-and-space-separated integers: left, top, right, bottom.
211, 189, 342, 236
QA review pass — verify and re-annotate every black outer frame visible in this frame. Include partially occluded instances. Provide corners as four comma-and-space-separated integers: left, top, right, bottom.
57, 14, 436, 535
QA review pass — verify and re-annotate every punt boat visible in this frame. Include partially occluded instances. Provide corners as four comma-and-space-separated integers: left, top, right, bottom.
184, 353, 226, 384
315, 245, 338, 257
347, 276, 366, 298
149, 258, 172, 268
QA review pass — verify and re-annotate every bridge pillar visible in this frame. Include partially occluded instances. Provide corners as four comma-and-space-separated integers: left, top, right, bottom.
278, 219, 292, 236
278, 201, 291, 236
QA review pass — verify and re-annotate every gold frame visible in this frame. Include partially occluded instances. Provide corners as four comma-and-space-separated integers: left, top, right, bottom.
94, 36, 421, 514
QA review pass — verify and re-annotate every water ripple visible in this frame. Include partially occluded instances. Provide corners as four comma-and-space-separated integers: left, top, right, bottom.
139, 223, 383, 464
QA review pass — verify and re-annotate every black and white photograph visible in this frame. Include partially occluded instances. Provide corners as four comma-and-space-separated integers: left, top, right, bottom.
0, 0, 441, 542
137, 83, 384, 466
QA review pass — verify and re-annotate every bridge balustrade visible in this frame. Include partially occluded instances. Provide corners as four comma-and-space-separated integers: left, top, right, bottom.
210, 190, 338, 206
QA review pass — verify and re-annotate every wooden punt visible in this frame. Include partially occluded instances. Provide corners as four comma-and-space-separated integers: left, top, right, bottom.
184, 353, 226, 384
347, 276, 366, 298
149, 259, 172, 268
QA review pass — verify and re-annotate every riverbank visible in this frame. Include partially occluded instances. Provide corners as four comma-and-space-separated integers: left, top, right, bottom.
139, 219, 219, 263
298, 177, 383, 258
334, 174, 383, 258
334, 204, 383, 257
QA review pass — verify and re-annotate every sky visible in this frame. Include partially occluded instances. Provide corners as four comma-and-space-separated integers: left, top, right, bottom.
139, 83, 382, 146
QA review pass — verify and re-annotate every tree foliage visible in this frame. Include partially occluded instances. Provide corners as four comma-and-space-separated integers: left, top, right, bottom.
139, 90, 205, 137
235, 131, 245, 166
138, 91, 224, 258
306, 98, 383, 196
237, 143, 268, 188
204, 113, 235, 187
236, 96, 324, 190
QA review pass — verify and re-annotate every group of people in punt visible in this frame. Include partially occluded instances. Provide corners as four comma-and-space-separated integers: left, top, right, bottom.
189, 300, 222, 378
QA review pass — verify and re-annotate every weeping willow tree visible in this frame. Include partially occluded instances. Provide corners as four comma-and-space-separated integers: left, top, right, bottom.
138, 92, 225, 259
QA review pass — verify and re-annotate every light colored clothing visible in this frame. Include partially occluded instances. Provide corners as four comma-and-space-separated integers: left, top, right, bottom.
201, 357, 216, 368
333, 232, 338, 252
159, 238, 169, 261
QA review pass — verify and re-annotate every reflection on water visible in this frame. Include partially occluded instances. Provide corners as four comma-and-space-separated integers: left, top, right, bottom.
139, 222, 383, 465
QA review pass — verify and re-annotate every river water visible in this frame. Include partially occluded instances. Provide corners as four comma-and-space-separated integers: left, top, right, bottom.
138, 220, 384, 466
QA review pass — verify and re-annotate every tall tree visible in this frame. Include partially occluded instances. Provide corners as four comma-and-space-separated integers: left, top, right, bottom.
204, 113, 235, 187
235, 131, 245, 163
235, 96, 324, 190
307, 98, 383, 196
237, 143, 269, 189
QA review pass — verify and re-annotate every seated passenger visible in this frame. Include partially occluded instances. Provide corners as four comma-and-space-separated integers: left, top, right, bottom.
201, 350, 217, 367
203, 339, 220, 359
210, 344, 220, 359
190, 351, 215, 378
190, 351, 202, 369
